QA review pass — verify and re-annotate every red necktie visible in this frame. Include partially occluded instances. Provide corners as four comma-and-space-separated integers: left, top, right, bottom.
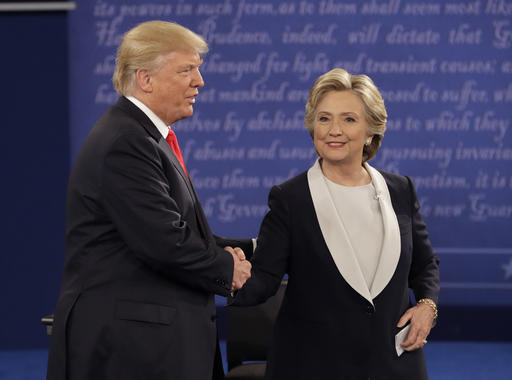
166, 128, 188, 177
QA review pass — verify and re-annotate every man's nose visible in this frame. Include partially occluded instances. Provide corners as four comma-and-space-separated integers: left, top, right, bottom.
192, 69, 204, 88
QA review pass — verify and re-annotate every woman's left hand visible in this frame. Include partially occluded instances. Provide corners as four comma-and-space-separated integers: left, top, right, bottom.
397, 303, 435, 351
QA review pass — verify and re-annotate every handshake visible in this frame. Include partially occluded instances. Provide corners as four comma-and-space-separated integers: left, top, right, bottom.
225, 246, 252, 292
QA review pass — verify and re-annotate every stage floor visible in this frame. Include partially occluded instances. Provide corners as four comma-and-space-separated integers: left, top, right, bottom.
1, 341, 511, 379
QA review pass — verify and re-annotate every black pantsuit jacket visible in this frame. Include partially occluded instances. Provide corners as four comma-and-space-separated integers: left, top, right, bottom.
234, 160, 440, 380
47, 97, 251, 380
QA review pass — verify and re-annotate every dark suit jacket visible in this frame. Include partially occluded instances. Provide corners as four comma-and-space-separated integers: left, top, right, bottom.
234, 164, 440, 380
47, 97, 251, 380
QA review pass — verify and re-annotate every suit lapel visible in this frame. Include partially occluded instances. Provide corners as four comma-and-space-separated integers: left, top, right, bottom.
157, 138, 194, 194
308, 160, 373, 305
307, 159, 401, 305
158, 135, 210, 240
115, 96, 210, 240
364, 163, 401, 299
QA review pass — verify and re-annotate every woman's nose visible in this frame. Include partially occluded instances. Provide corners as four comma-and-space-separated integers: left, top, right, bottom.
329, 121, 343, 135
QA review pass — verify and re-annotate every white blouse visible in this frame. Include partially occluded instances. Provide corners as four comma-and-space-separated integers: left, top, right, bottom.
324, 177, 384, 289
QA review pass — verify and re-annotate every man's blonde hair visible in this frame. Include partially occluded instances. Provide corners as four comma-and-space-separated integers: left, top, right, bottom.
113, 21, 208, 96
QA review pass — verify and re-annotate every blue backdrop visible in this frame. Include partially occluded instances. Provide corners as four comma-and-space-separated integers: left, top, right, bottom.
1, 0, 511, 352
69, 0, 512, 307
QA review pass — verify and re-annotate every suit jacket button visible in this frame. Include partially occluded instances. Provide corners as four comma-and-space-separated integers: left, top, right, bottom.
366, 306, 375, 315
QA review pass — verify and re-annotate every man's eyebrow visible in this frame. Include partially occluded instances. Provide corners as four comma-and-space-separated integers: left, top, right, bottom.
178, 60, 203, 69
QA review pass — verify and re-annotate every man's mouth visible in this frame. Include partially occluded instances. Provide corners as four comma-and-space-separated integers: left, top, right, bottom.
187, 93, 198, 103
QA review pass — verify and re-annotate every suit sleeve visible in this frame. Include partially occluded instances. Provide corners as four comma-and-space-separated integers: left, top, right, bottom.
214, 236, 255, 260
100, 133, 234, 296
232, 185, 290, 306
406, 176, 441, 304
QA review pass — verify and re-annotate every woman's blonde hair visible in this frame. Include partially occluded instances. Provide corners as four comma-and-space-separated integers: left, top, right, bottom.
305, 68, 387, 162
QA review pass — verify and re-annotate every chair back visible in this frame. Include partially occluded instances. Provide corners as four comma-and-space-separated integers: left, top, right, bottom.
226, 280, 287, 371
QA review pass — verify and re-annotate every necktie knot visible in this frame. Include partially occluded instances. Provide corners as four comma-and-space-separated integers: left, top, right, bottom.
166, 128, 188, 178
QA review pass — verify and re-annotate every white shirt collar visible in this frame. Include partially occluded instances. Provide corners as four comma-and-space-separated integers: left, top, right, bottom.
126, 96, 170, 138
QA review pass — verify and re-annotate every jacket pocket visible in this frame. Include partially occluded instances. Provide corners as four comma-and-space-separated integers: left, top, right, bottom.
115, 300, 176, 325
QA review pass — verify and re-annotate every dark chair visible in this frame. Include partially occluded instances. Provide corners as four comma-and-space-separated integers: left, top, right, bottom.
41, 314, 54, 336
225, 280, 287, 380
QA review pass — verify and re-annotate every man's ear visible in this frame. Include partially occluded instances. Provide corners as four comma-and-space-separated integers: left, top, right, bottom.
135, 69, 152, 92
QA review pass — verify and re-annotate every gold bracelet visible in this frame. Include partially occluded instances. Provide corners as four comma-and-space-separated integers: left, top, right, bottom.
417, 298, 438, 320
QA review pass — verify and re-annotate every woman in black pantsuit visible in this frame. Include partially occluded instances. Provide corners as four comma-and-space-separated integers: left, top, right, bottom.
234, 68, 440, 380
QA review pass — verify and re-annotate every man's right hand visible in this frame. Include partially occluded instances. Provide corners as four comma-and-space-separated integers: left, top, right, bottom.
224, 246, 252, 291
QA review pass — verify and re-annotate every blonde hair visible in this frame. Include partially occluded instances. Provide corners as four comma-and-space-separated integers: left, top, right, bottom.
113, 21, 208, 95
305, 68, 387, 162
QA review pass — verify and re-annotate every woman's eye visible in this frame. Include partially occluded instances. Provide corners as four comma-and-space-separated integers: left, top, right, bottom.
319, 116, 329, 122
346, 117, 356, 122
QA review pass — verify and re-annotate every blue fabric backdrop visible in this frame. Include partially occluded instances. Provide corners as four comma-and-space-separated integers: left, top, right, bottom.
68, 0, 512, 306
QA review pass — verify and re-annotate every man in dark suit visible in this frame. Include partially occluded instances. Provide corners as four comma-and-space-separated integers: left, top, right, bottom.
47, 20, 252, 380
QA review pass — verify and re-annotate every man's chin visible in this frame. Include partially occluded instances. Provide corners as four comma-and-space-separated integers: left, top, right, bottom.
174, 108, 194, 123
183, 106, 194, 118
